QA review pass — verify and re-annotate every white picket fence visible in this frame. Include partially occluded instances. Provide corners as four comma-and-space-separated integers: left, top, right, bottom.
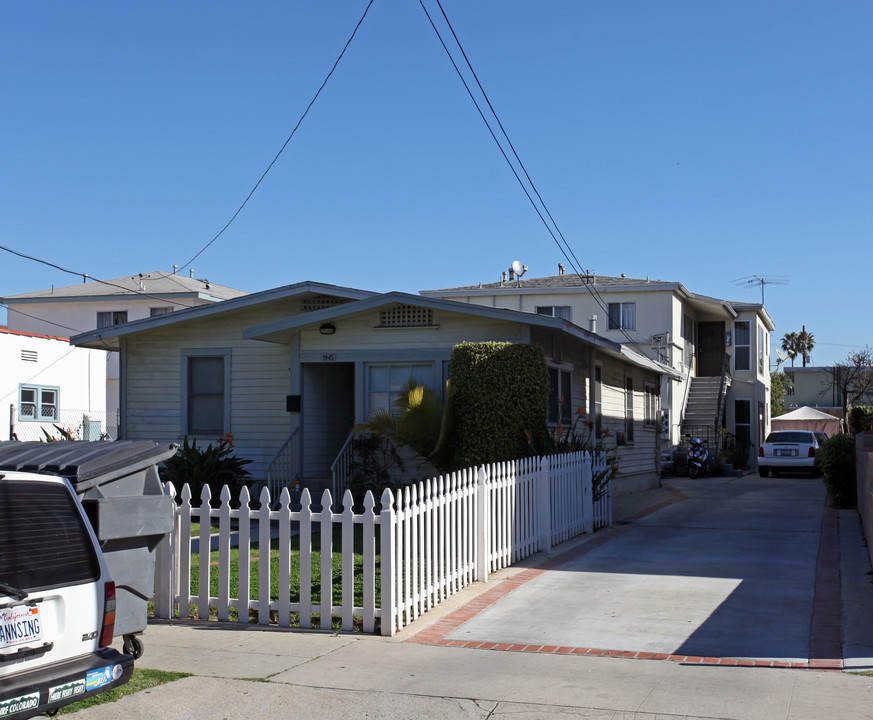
152, 450, 611, 636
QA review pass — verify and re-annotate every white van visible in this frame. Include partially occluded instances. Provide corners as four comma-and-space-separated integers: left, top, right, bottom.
0, 471, 134, 718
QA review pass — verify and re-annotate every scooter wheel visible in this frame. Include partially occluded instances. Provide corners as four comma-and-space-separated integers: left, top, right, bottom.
688, 464, 699, 479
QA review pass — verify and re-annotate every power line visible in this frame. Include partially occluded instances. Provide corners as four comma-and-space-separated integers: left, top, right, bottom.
177, 0, 376, 272
419, 1, 649, 356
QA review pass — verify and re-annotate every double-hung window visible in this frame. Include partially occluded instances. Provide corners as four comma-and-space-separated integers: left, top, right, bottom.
19, 385, 59, 422
183, 350, 230, 436
734, 321, 751, 371
97, 311, 128, 329
608, 303, 635, 331
644, 382, 658, 428
536, 306, 572, 321
624, 375, 635, 443
547, 366, 572, 424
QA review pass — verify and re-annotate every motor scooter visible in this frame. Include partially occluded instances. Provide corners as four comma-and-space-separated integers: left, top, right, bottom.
686, 436, 713, 479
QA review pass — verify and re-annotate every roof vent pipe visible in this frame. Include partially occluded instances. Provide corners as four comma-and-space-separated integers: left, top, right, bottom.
174, 264, 178, 274
190, 269, 194, 279
558, 263, 564, 275
589, 314, 597, 334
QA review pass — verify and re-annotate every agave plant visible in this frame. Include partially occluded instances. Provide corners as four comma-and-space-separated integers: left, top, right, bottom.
159, 436, 252, 505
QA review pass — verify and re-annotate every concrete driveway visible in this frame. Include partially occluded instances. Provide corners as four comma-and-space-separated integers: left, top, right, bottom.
414, 474, 860, 668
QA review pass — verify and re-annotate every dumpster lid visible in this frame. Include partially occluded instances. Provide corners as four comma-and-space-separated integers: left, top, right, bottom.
0, 441, 178, 488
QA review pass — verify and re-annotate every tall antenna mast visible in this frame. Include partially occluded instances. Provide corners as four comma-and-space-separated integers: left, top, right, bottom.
733, 275, 789, 304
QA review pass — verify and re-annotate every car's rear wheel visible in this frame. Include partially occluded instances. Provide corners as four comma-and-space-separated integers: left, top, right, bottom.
759, 467, 770, 478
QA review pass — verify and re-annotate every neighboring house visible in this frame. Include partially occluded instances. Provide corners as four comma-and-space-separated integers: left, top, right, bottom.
70, 281, 678, 496
1, 270, 247, 435
0, 327, 105, 441
784, 365, 873, 423
422, 267, 775, 466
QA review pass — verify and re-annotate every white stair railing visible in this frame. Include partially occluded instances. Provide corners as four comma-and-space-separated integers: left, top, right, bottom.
265, 428, 300, 499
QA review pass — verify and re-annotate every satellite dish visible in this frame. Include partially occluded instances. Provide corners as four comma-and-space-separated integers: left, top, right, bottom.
776, 349, 789, 362
511, 260, 527, 278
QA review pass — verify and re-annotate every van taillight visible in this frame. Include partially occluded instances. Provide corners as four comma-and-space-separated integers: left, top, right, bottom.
100, 581, 116, 648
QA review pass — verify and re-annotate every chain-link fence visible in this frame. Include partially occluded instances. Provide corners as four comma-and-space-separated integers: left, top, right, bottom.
7, 405, 118, 442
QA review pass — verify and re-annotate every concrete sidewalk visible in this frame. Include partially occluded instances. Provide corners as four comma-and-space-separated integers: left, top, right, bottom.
71, 476, 873, 719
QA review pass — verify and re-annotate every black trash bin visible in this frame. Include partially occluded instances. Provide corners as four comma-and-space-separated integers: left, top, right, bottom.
0, 440, 178, 658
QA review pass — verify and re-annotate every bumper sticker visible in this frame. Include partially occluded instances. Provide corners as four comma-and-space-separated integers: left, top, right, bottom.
85, 666, 113, 691
49, 679, 86, 703
0, 692, 40, 716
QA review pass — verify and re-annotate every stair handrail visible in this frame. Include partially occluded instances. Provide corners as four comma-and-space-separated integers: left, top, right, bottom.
331, 432, 358, 507
265, 427, 300, 498
714, 352, 732, 450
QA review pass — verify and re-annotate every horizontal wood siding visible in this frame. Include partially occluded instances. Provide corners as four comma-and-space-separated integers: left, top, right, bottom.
123, 308, 293, 478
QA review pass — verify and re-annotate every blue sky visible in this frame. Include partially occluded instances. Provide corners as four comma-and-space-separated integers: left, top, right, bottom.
1, 1, 870, 366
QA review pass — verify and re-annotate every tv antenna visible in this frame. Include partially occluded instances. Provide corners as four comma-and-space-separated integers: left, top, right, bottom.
733, 275, 788, 304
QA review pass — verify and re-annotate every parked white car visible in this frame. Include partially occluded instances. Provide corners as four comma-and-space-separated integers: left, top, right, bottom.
757, 430, 828, 477
0, 471, 134, 718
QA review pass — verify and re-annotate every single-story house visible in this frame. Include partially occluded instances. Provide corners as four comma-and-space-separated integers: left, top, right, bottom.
71, 281, 679, 496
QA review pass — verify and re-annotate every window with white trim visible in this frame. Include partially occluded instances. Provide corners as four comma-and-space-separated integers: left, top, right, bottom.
644, 382, 658, 427
97, 311, 128, 329
758, 325, 765, 374
734, 321, 750, 371
183, 351, 230, 436
547, 367, 572, 424
594, 366, 602, 439
19, 385, 59, 422
608, 303, 635, 331
624, 375, 635, 442
150, 306, 174, 317
536, 306, 572, 321
367, 362, 433, 416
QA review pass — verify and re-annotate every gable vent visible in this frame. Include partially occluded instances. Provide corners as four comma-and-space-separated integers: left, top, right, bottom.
21, 350, 38, 363
301, 295, 353, 312
379, 305, 434, 328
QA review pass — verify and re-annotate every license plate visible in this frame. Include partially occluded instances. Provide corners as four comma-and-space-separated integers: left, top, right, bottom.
776, 449, 796, 457
0, 605, 42, 649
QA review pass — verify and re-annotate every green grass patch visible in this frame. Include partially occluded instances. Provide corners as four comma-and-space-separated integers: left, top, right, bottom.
184, 524, 381, 627
59, 669, 190, 714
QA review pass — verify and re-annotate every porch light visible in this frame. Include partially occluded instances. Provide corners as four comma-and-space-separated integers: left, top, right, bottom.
319, 323, 336, 335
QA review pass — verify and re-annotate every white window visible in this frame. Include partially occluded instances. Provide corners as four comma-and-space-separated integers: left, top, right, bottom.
19, 385, 59, 422
624, 375, 635, 442
758, 325, 765, 374
547, 367, 572, 423
594, 366, 602, 439
536, 306, 572, 321
97, 311, 128, 329
608, 303, 635, 331
644, 382, 658, 427
734, 321, 750, 371
183, 350, 230, 436
367, 362, 433, 416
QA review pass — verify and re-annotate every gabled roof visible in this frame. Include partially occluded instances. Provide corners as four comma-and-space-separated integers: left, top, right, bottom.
243, 291, 682, 379
71, 281, 377, 350
1, 270, 248, 304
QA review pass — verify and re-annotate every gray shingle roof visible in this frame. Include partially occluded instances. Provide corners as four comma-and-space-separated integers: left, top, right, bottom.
424, 273, 679, 292
2, 271, 247, 302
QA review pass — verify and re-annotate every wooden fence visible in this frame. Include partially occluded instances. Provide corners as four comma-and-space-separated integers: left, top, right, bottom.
152, 451, 611, 636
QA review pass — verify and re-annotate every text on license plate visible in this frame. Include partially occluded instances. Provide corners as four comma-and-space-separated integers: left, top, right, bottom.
0, 605, 42, 649
776, 449, 796, 457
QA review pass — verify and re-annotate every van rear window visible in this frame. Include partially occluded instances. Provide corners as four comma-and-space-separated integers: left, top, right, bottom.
0, 479, 101, 592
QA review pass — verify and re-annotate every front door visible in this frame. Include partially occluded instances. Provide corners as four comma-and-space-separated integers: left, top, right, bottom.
301, 362, 355, 481
697, 322, 725, 377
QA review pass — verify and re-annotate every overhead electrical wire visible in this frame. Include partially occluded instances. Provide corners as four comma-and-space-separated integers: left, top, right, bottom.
419, 0, 650, 357
177, 0, 376, 272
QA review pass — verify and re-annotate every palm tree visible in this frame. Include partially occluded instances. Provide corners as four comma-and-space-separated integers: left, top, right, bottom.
798, 328, 815, 367
781, 332, 799, 367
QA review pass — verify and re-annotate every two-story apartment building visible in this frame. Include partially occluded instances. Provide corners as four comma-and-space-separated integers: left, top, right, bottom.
1, 270, 246, 437
423, 267, 775, 466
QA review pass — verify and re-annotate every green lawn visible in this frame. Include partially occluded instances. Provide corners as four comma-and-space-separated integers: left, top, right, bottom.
60, 669, 190, 714
185, 524, 381, 626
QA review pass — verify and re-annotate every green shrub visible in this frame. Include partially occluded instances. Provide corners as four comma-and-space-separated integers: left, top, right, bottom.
450, 342, 549, 468
820, 434, 856, 508
850, 406, 872, 434
159, 437, 252, 505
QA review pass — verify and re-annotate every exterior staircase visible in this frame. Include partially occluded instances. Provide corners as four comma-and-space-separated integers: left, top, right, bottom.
680, 376, 724, 450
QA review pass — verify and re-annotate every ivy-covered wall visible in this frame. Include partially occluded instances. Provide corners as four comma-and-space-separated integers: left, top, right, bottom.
449, 341, 549, 467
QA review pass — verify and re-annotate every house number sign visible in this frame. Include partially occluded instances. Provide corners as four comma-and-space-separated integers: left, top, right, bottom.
322, 353, 336, 361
